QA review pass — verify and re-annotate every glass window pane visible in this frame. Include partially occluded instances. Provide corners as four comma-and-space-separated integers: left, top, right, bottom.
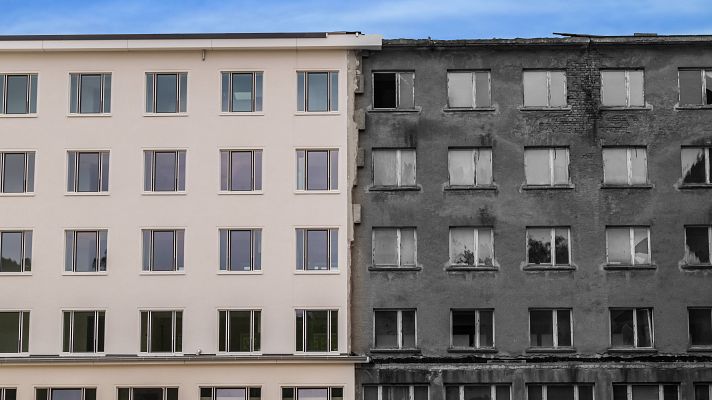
451, 310, 476, 347
364, 387, 379, 400
0, 75, 4, 113
636, 309, 652, 347
329, 150, 338, 190
0, 232, 23, 272
0, 312, 19, 352
530, 310, 553, 347
297, 389, 328, 400
229, 311, 252, 352
306, 151, 329, 190
449, 150, 475, 186
75, 231, 98, 272
632, 385, 658, 400
373, 73, 396, 109
475, 149, 492, 185
610, 309, 635, 346
133, 388, 164, 400
77, 153, 100, 192
601, 71, 627, 106
448, 72, 474, 108
231, 151, 253, 191
23, 231, 32, 271
306, 230, 328, 270
554, 228, 569, 265
216, 388, 246, 400
155, 74, 178, 113
450, 228, 475, 265
100, 152, 110, 191
373, 229, 398, 265
607, 228, 631, 264
525, 149, 550, 185
556, 310, 572, 347
152, 231, 175, 271
6, 75, 28, 114
552, 148, 569, 184
523, 71, 548, 107
329, 71, 338, 111
232, 73, 254, 112
80, 74, 102, 113
375, 311, 398, 348
398, 72, 415, 109
681, 148, 707, 184
307, 72, 328, 112
154, 152, 177, 191
549, 71, 567, 107
221, 72, 230, 112
686, 227, 711, 264
150, 311, 174, 352
613, 386, 627, 400
71, 311, 96, 352
479, 310, 494, 347
400, 150, 417, 186
477, 228, 494, 266
373, 150, 398, 186
254, 150, 262, 190
706, 71, 712, 105
463, 386, 490, 400
630, 148, 647, 184
69, 74, 79, 113
633, 228, 650, 264
528, 385, 543, 400
603, 149, 628, 184
547, 386, 574, 400
445, 387, 459, 400
3, 153, 26, 193
401, 310, 416, 348
230, 230, 252, 271
51, 389, 83, 400
695, 385, 710, 400
578, 386, 594, 400
400, 228, 416, 266
663, 386, 678, 400
297, 72, 305, 111
475, 72, 491, 108
679, 70, 703, 105
628, 70, 645, 106
305, 310, 328, 351
528, 228, 552, 264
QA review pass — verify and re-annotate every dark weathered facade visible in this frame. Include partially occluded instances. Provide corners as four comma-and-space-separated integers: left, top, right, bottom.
351, 36, 712, 400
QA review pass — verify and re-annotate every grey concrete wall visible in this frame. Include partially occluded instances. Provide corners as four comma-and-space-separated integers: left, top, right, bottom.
351, 41, 712, 396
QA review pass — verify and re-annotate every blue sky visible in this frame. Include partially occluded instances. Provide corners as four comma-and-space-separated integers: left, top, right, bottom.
1, 0, 712, 39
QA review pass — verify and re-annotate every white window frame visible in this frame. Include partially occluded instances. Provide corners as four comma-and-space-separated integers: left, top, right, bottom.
69, 73, 111, 115
295, 309, 338, 353
523, 70, 567, 108
0, 230, 32, 273
118, 387, 178, 400
218, 309, 261, 353
364, 385, 428, 400
684, 226, 712, 265
613, 384, 678, 400
296, 228, 338, 271
526, 227, 572, 266
524, 147, 569, 186
140, 310, 182, 354
529, 308, 573, 348
37, 388, 96, 400
0, 73, 37, 115
601, 69, 645, 107
144, 150, 186, 192
448, 227, 494, 267
0, 151, 34, 194
282, 387, 343, 400
372, 71, 415, 110
371, 228, 417, 267
201, 387, 261, 400
145, 72, 187, 114
605, 227, 651, 266
297, 70, 339, 112
446, 70, 491, 109
65, 229, 107, 273
372, 149, 416, 187
449, 309, 495, 349
62, 310, 105, 354
373, 309, 417, 349
296, 149, 338, 191
220, 149, 262, 192
0, 311, 29, 355
142, 229, 184, 272
67, 151, 109, 193
603, 147, 648, 185
221, 71, 263, 113
0, 389, 16, 400
609, 308, 654, 349
220, 228, 261, 272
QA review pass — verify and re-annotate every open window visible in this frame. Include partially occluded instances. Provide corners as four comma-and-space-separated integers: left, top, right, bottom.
373, 72, 415, 110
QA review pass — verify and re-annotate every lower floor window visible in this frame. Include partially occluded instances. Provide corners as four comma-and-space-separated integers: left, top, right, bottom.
610, 308, 653, 348
118, 388, 178, 400
527, 384, 593, 400
446, 385, 510, 400
282, 388, 342, 400
219, 310, 261, 352
63, 310, 105, 353
689, 307, 712, 347
295, 309, 338, 352
0, 311, 29, 353
613, 384, 678, 400
36, 388, 96, 400
364, 385, 428, 400
200, 387, 261, 400
696, 384, 712, 400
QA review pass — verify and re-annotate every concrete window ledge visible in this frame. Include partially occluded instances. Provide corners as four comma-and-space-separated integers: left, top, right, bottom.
599, 105, 653, 111
675, 105, 712, 111
606, 348, 658, 354
523, 265, 575, 272
521, 184, 575, 191
681, 264, 712, 271
367, 107, 422, 114
600, 184, 654, 190
444, 185, 498, 192
688, 346, 712, 352
369, 348, 421, 354
525, 347, 576, 354
443, 107, 497, 113
446, 266, 498, 272
447, 347, 498, 354
368, 186, 421, 192
603, 264, 656, 271
368, 266, 422, 272
518, 106, 572, 112
678, 184, 712, 190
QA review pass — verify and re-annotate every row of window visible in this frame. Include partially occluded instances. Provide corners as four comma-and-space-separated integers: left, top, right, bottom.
0, 228, 338, 273
371, 68, 712, 110
0, 387, 343, 400
0, 71, 338, 115
0, 309, 337, 355
0, 149, 338, 194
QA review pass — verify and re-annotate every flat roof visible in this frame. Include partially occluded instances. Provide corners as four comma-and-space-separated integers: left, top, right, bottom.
384, 34, 712, 47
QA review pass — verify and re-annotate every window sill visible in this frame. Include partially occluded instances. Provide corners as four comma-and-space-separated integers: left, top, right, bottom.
606, 347, 657, 354
143, 113, 189, 117
447, 347, 497, 354
369, 186, 421, 192
294, 111, 340, 116
67, 113, 111, 118
523, 264, 575, 272
444, 185, 497, 192
443, 107, 496, 113
217, 351, 262, 356
675, 105, 712, 110
64, 192, 110, 196
367, 107, 421, 113
217, 270, 263, 275
525, 347, 576, 354
138, 352, 184, 356
142, 191, 187, 196
219, 112, 264, 116
293, 351, 341, 356
0, 193, 34, 197
60, 352, 106, 357
294, 190, 341, 195
218, 190, 263, 195
62, 272, 108, 276
600, 184, 653, 189
521, 184, 574, 191
369, 266, 421, 272
294, 270, 340, 275
681, 264, 712, 271
369, 348, 421, 354
603, 264, 656, 271
446, 265, 498, 272
678, 183, 712, 189
688, 346, 712, 352
0, 114, 38, 118
519, 106, 572, 112
0, 272, 32, 276
139, 271, 185, 275
599, 105, 652, 111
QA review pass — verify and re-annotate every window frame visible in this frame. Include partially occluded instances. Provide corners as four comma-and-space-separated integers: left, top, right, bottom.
67, 151, 110, 193
219, 228, 262, 272
371, 148, 417, 188
609, 307, 655, 349
117, 387, 178, 400
684, 226, 712, 266
526, 227, 572, 266
448, 227, 495, 267
678, 68, 712, 106
221, 71, 263, 113
141, 229, 185, 272
295, 228, 338, 271
681, 146, 711, 185
528, 308, 574, 349
296, 149, 339, 191
695, 383, 712, 400
522, 69, 568, 108
294, 309, 339, 353
0, 151, 35, 194
297, 71, 339, 112
62, 310, 105, 354
64, 229, 108, 273
282, 387, 343, 400
447, 147, 493, 187
0, 230, 32, 273
36, 388, 97, 400
220, 149, 262, 192
446, 70, 492, 109
449, 309, 495, 349
372, 309, 417, 350
0, 389, 16, 400
143, 150, 187, 193
69, 73, 111, 115
612, 384, 678, 400
600, 69, 646, 108
602, 146, 649, 186
688, 307, 712, 348
526, 384, 594, 400
363, 385, 428, 400
371, 227, 418, 268
523, 147, 570, 187
605, 226, 652, 266
218, 309, 261, 353
139, 310, 183, 354
0, 311, 29, 355
145, 72, 187, 114
0, 73, 38, 115
371, 71, 415, 110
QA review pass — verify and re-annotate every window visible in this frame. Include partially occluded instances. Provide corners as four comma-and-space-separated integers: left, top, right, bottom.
523, 70, 566, 108
527, 384, 593, 400
218, 310, 261, 352
295, 309, 338, 352
220, 150, 262, 191
202, 388, 261, 400
118, 388, 178, 400
62, 311, 105, 353
524, 148, 569, 186
372, 228, 417, 268
450, 309, 494, 349
0, 74, 37, 114
689, 308, 712, 347
65, 230, 108, 272
681, 147, 711, 185
685, 226, 712, 265
221, 72, 263, 112
603, 147, 648, 185
374, 309, 416, 349
372, 72, 414, 110
601, 70, 645, 107
372, 149, 416, 187
296, 150, 338, 191
529, 309, 572, 348
526, 227, 571, 266
219, 229, 261, 271
142, 229, 184, 272
67, 151, 109, 192
0, 389, 16, 400
610, 308, 653, 348
364, 386, 427, 400
696, 384, 712, 400
447, 71, 491, 109
140, 310, 182, 353
449, 227, 494, 267
70, 73, 111, 114
606, 227, 651, 265
448, 148, 493, 187
0, 311, 29, 353
445, 385, 508, 400
282, 388, 342, 400
37, 388, 96, 400
0, 231, 32, 272
1, 152, 35, 193
296, 228, 338, 271
297, 71, 338, 112
678, 69, 712, 106
145, 72, 187, 113
144, 150, 186, 192
613, 384, 678, 400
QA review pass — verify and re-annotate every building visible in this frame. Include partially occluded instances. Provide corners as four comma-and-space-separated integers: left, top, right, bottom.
0, 32, 380, 400
351, 35, 712, 400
